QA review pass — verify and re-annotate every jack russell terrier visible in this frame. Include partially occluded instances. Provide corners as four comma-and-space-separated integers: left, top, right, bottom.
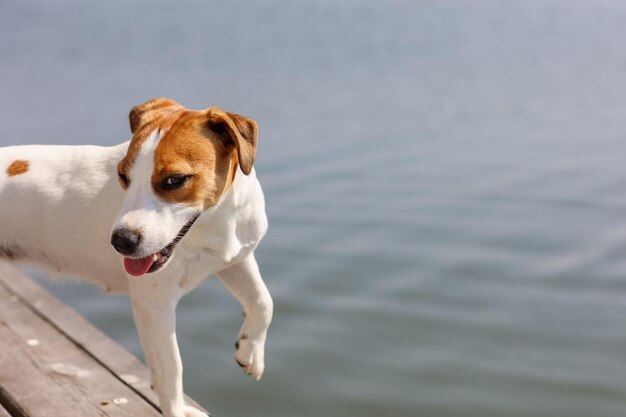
0, 98, 273, 417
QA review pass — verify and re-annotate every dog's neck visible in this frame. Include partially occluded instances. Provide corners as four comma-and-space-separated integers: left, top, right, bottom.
216, 151, 240, 203
184, 164, 265, 264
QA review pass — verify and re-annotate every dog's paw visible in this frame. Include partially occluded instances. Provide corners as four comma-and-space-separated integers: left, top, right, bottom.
183, 405, 209, 417
235, 334, 265, 380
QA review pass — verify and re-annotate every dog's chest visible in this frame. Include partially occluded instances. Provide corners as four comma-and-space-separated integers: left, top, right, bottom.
171, 223, 260, 293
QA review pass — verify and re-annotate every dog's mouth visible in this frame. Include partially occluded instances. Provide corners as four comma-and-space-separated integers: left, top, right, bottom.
123, 214, 200, 277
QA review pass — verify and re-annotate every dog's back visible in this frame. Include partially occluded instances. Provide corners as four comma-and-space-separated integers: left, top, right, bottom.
0, 143, 130, 292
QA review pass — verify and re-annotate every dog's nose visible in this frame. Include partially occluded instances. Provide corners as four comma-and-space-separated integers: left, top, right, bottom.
111, 228, 142, 256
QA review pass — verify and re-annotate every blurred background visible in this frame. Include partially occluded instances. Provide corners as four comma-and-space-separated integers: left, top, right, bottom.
2, 1, 626, 416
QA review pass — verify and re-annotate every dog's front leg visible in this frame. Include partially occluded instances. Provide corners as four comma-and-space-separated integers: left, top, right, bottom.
217, 254, 273, 380
129, 282, 207, 417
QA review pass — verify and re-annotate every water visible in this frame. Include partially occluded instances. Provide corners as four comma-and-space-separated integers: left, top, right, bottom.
2, 1, 626, 416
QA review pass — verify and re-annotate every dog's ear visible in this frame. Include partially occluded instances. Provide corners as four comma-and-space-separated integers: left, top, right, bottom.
129, 98, 183, 134
206, 108, 258, 176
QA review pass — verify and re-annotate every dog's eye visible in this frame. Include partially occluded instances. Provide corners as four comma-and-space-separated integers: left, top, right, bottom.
162, 175, 190, 190
118, 172, 129, 188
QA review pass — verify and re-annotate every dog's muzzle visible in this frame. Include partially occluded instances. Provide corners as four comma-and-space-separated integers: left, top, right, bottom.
111, 214, 200, 277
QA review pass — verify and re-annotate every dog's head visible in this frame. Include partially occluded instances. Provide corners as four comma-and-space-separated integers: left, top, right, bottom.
110, 98, 258, 276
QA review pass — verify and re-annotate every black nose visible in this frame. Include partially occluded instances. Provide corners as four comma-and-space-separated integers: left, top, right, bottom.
111, 228, 142, 256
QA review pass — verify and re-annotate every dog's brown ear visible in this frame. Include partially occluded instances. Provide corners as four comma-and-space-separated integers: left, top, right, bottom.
206, 108, 258, 175
129, 98, 183, 134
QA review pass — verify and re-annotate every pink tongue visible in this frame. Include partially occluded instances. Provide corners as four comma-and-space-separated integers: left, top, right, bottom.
124, 256, 154, 277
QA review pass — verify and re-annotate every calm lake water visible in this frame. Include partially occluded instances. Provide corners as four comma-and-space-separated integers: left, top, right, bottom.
2, 1, 626, 416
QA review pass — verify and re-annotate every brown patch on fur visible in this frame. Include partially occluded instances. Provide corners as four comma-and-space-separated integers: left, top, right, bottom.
206, 108, 258, 175
118, 98, 186, 187
128, 98, 183, 135
6, 160, 29, 177
151, 110, 237, 209
118, 98, 259, 209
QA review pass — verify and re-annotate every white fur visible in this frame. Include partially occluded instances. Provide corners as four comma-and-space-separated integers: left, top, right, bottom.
0, 137, 273, 417
113, 130, 200, 258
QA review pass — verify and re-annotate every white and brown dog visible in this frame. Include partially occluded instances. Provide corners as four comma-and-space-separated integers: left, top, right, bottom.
0, 98, 273, 417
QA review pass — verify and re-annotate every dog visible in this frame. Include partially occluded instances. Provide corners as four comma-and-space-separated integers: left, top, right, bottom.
0, 98, 273, 417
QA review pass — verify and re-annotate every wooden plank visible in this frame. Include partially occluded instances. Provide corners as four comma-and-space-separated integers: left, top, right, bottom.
0, 284, 162, 417
0, 263, 158, 405
0, 262, 208, 415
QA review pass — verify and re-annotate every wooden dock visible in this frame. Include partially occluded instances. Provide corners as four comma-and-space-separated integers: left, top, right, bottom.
0, 261, 207, 417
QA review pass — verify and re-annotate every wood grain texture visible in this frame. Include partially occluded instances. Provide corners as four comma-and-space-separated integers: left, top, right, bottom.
0, 284, 161, 417
0, 261, 208, 416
